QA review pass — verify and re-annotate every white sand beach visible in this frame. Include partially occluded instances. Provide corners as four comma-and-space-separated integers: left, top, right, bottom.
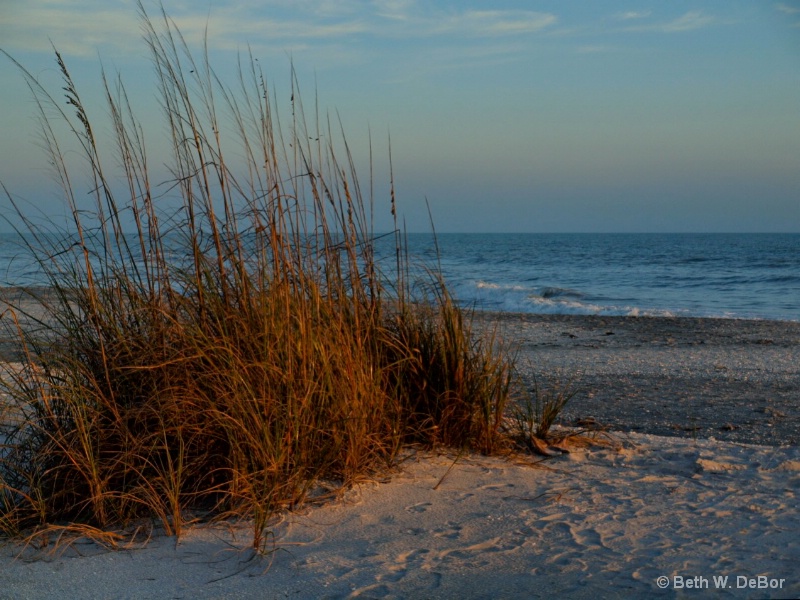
2, 314, 799, 599
1, 433, 798, 599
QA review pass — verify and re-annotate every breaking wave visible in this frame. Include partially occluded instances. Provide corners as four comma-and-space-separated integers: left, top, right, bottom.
463, 280, 679, 317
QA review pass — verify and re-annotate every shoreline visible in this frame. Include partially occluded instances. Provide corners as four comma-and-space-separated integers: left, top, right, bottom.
475, 312, 800, 447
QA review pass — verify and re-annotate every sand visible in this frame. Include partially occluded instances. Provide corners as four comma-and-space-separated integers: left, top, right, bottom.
2, 437, 798, 599
1, 314, 799, 599
480, 314, 800, 447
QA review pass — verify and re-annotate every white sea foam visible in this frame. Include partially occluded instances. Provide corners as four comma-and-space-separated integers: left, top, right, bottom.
457, 279, 679, 317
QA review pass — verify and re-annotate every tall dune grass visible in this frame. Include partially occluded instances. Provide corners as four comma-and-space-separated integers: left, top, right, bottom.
0, 5, 516, 549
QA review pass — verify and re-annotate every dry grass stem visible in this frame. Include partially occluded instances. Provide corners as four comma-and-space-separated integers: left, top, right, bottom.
0, 2, 527, 551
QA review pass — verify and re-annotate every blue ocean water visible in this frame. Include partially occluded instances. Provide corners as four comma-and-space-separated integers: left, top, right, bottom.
397, 233, 800, 321
1, 232, 798, 321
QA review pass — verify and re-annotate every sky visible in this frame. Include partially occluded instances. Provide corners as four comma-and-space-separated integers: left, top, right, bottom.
1, 0, 799, 233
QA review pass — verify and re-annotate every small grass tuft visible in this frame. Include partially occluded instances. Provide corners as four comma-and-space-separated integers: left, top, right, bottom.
507, 373, 580, 453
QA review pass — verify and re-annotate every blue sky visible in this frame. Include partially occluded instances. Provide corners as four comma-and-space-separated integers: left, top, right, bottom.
1, 1, 799, 232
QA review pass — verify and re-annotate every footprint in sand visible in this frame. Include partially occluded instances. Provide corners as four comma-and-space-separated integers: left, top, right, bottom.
432, 521, 463, 540
405, 501, 433, 513
437, 536, 520, 565
354, 571, 442, 597
378, 548, 432, 583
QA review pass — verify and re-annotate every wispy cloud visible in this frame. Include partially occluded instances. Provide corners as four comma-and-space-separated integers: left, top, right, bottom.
621, 11, 717, 33
775, 3, 800, 14
1, 1, 558, 56
364, 4, 558, 38
616, 11, 651, 21
0, 2, 143, 57
0, 0, 372, 57
373, 1, 559, 36
0, 0, 559, 75
774, 2, 800, 28
662, 11, 716, 32
433, 10, 557, 37
372, 0, 416, 21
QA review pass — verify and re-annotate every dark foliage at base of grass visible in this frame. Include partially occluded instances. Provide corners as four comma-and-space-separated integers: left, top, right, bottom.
0, 3, 518, 550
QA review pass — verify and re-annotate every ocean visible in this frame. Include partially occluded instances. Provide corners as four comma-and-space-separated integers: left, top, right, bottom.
1, 232, 798, 322
397, 233, 800, 321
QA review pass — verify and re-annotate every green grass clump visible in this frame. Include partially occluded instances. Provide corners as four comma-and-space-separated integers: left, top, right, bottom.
0, 4, 515, 551
506, 374, 580, 453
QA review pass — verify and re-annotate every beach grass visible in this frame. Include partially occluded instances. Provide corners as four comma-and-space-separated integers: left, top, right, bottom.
504, 374, 583, 455
0, 3, 526, 551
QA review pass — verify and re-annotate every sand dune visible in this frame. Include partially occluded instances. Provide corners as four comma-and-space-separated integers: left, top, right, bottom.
2, 313, 799, 598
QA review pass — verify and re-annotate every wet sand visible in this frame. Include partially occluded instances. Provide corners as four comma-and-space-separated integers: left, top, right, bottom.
481, 313, 800, 446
